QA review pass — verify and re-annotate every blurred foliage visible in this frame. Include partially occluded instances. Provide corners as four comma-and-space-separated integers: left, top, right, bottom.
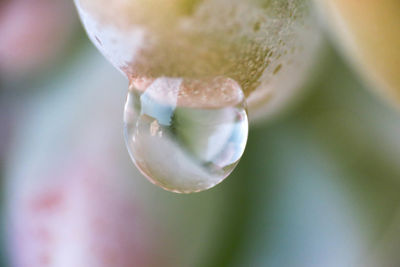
1, 2, 400, 264
202, 44, 400, 266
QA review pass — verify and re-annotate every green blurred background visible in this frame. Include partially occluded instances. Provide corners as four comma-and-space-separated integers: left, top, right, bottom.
1, 1, 400, 266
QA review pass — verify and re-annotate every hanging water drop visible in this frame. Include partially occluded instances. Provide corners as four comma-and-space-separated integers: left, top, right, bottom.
75, 0, 322, 193
124, 77, 249, 193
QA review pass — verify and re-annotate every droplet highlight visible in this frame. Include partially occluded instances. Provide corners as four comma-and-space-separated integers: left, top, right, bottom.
124, 77, 249, 193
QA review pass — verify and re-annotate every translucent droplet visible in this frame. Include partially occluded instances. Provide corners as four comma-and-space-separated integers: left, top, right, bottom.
124, 77, 248, 193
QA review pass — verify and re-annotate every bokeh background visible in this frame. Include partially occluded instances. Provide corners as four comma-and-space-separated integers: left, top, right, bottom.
1, 0, 400, 266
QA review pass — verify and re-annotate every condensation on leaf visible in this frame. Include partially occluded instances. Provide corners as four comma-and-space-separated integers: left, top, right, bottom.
76, 0, 321, 118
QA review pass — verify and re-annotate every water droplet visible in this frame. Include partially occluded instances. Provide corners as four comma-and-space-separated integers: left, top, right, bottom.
124, 77, 249, 193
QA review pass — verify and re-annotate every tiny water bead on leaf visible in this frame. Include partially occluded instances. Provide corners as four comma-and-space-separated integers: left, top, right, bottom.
75, 0, 322, 193
124, 77, 248, 193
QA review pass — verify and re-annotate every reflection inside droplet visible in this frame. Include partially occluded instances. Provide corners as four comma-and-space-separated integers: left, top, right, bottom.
124, 76, 249, 193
